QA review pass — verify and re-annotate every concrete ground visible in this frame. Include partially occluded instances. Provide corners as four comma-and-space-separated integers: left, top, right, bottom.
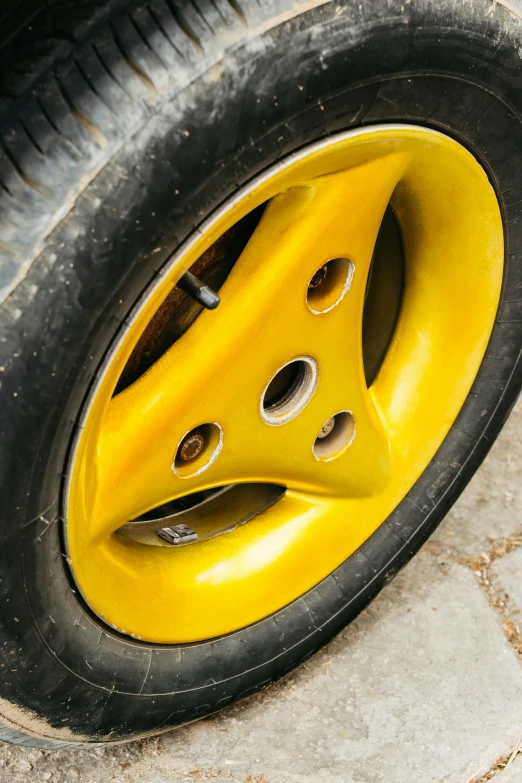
2, 401, 522, 783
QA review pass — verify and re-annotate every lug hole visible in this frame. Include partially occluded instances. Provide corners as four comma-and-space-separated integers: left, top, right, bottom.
308, 265, 328, 289
307, 258, 355, 314
313, 411, 356, 461
261, 357, 318, 426
172, 423, 223, 478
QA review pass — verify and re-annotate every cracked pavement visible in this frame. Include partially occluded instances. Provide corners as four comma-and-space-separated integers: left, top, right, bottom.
1, 399, 522, 783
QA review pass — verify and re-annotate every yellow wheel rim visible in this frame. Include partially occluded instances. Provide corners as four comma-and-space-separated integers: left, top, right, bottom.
66, 125, 503, 643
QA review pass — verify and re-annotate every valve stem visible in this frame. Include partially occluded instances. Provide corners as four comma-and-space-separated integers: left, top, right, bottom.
177, 271, 220, 310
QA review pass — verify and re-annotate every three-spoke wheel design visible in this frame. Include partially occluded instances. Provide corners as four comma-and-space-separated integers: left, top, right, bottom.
66, 125, 503, 643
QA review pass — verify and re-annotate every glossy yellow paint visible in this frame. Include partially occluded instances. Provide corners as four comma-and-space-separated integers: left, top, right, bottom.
66, 126, 504, 642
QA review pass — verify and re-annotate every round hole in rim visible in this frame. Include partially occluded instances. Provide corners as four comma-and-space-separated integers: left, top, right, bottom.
172, 423, 223, 478
307, 258, 355, 314
313, 411, 356, 461
261, 357, 318, 426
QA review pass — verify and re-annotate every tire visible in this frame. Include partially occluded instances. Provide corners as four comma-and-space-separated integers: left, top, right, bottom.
1, 0, 521, 748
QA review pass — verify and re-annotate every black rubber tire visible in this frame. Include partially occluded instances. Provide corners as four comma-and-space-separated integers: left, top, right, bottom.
1, 0, 522, 748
